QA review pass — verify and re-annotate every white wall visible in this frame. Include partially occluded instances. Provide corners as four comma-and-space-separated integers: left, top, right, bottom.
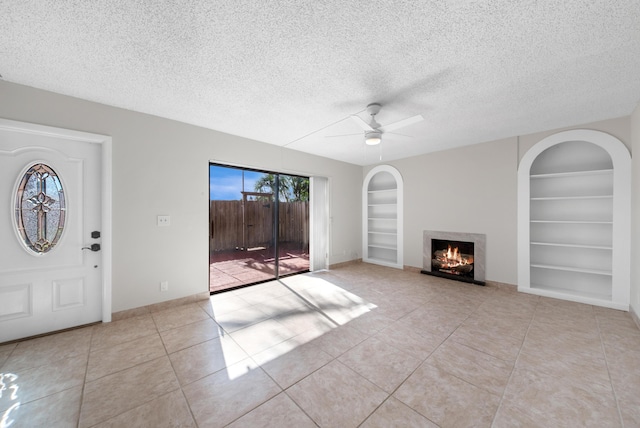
0, 81, 362, 312
631, 102, 640, 315
369, 116, 631, 286
378, 137, 518, 284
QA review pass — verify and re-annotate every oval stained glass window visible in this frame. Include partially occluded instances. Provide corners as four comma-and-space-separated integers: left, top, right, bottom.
14, 163, 66, 254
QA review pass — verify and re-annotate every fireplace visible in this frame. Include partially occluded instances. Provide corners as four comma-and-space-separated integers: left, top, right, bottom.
422, 231, 486, 285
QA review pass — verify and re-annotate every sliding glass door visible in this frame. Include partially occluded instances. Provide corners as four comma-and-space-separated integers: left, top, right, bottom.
209, 164, 309, 293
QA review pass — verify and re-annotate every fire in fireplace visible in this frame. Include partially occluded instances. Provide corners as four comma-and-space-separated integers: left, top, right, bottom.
431, 239, 475, 281
433, 242, 474, 275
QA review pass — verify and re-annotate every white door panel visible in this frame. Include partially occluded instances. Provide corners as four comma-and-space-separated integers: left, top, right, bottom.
0, 125, 103, 342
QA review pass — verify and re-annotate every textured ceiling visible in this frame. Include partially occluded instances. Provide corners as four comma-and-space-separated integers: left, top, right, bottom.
1, 1, 639, 165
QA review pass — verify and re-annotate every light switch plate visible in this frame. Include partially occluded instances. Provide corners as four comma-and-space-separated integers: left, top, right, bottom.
157, 215, 170, 226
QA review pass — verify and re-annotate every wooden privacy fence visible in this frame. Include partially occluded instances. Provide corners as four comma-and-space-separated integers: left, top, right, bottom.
210, 200, 309, 251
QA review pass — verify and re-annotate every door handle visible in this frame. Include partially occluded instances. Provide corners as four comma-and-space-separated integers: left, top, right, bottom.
82, 243, 101, 252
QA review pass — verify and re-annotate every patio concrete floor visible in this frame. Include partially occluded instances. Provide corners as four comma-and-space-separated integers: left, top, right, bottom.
209, 245, 309, 293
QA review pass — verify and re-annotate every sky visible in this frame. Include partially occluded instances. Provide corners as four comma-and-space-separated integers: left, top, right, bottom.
209, 165, 262, 200
210, 164, 310, 201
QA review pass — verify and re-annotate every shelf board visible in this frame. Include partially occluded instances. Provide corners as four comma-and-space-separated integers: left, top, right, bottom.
529, 283, 612, 302
530, 195, 613, 201
368, 188, 396, 194
368, 244, 397, 250
366, 257, 400, 267
531, 263, 612, 276
530, 169, 613, 179
368, 216, 397, 220
530, 220, 612, 224
368, 203, 397, 207
368, 230, 397, 236
531, 241, 612, 250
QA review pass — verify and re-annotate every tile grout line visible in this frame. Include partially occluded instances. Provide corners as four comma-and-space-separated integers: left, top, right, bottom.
218, 279, 362, 425
160, 305, 216, 428
83, 314, 188, 427
76, 325, 96, 428
488, 295, 540, 428
252, 280, 426, 427
225, 285, 369, 425
1, 328, 96, 427
222, 362, 319, 427
197, 285, 311, 426
276, 279, 343, 327
366, 289, 492, 427
216, 363, 285, 427
594, 313, 626, 427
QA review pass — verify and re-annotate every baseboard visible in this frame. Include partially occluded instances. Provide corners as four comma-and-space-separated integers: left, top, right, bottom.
112, 291, 210, 322
0, 321, 102, 346
631, 305, 640, 331
485, 280, 518, 292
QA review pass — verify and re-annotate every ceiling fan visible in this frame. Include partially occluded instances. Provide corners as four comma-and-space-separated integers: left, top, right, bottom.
351, 103, 424, 145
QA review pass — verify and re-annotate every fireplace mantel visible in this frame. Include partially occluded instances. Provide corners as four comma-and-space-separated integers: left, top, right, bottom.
422, 230, 486, 284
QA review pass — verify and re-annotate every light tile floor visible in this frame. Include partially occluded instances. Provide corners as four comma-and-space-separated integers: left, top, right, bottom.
1, 263, 639, 427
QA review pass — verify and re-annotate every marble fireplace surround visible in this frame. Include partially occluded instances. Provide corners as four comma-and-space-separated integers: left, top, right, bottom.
422, 230, 486, 283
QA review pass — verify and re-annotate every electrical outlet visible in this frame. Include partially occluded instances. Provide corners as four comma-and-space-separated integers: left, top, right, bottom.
157, 215, 170, 226
160, 281, 169, 291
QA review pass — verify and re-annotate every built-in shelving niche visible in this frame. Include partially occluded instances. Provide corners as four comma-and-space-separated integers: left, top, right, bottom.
517, 130, 631, 310
363, 165, 403, 269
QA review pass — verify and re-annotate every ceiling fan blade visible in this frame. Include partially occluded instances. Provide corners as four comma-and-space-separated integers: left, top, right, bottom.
325, 133, 362, 138
385, 132, 413, 138
350, 115, 374, 131
379, 114, 424, 133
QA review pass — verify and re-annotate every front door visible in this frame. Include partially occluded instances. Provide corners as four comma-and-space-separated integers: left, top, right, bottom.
0, 121, 103, 343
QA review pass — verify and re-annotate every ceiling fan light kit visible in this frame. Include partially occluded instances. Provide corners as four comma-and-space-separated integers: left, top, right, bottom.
365, 130, 382, 145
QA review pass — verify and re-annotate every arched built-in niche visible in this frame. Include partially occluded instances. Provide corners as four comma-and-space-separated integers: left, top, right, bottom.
517, 129, 631, 310
363, 165, 403, 269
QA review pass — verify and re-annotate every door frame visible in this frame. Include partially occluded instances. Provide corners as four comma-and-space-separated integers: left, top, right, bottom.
310, 176, 329, 271
209, 162, 313, 291
0, 118, 113, 322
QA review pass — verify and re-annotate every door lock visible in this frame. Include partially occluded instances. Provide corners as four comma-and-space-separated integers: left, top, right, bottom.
82, 243, 101, 252
91, 231, 101, 239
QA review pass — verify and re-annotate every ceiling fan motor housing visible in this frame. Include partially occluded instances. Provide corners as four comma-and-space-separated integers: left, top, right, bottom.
366, 103, 382, 116
365, 130, 382, 145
